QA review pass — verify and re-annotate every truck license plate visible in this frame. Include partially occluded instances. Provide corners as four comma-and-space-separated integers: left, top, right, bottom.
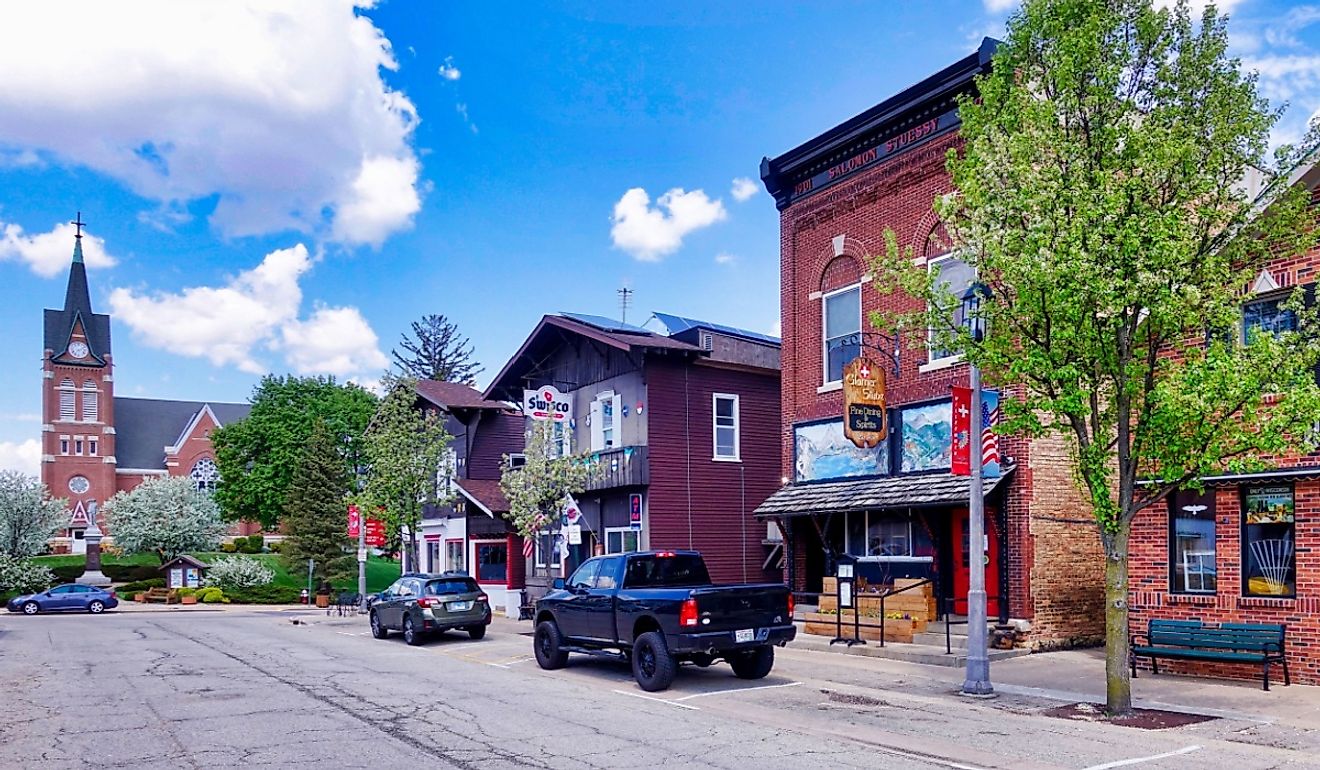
735, 629, 754, 643
447, 601, 472, 612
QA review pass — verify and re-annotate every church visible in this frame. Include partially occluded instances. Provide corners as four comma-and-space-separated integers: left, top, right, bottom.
40, 222, 250, 553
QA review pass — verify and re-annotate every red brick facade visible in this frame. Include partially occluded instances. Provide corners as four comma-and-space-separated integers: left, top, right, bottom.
764, 41, 1104, 648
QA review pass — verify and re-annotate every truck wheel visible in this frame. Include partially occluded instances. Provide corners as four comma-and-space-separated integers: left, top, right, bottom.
534, 621, 569, 670
632, 631, 677, 692
729, 646, 775, 680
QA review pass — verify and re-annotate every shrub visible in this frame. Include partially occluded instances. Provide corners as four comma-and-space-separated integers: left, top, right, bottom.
266, 540, 284, 554
196, 587, 226, 603
116, 577, 166, 593
51, 564, 84, 582
176, 587, 196, 598
239, 535, 264, 554
220, 542, 237, 553
204, 556, 274, 590
0, 555, 56, 594
226, 584, 302, 604
103, 564, 161, 582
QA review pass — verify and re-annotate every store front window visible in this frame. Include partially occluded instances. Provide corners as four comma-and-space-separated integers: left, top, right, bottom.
475, 541, 508, 584
1168, 489, 1216, 594
1242, 485, 1296, 597
843, 511, 932, 559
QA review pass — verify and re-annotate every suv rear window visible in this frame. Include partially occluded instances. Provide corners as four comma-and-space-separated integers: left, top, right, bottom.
424, 578, 478, 595
623, 555, 711, 588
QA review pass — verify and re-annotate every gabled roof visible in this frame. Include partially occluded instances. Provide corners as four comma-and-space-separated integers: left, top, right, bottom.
414, 380, 507, 411
160, 554, 211, 571
113, 398, 251, 470
484, 313, 702, 402
647, 312, 781, 346
456, 478, 510, 517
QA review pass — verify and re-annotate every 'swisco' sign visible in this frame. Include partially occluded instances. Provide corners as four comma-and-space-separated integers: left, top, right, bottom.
524, 385, 572, 423
843, 357, 886, 449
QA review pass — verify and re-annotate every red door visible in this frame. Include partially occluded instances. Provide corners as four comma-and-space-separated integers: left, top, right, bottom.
951, 507, 1001, 617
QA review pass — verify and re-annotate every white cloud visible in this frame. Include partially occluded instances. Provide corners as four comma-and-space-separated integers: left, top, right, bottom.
0, 413, 40, 422
982, 0, 1016, 12
107, 243, 388, 381
0, 439, 40, 475
1152, 0, 1243, 14
455, 103, 478, 134
438, 56, 462, 81
278, 305, 389, 379
610, 187, 727, 261
714, 252, 737, 265
730, 177, 759, 202
770, 319, 782, 338
0, 220, 117, 278
0, 1, 422, 247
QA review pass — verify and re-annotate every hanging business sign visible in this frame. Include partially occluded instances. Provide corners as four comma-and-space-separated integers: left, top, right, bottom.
629, 493, 643, 531
843, 357, 886, 449
524, 385, 572, 422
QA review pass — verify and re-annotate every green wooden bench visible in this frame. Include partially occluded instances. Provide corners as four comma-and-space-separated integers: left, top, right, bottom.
1131, 619, 1289, 691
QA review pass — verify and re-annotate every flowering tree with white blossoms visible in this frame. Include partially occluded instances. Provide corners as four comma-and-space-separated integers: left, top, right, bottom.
500, 420, 589, 552
104, 476, 228, 563
0, 471, 68, 558
204, 556, 275, 589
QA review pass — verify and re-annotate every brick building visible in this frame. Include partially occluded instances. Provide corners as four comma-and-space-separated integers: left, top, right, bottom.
754, 39, 1105, 648
1127, 162, 1320, 685
40, 228, 249, 551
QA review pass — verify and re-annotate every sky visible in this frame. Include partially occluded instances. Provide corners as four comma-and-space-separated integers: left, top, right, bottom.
2, 0, 1319, 475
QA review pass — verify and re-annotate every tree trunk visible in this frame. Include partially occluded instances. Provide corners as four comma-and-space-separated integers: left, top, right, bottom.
1103, 523, 1133, 715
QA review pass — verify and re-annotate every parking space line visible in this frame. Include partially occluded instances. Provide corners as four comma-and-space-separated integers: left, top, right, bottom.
1081, 745, 1201, 770
674, 681, 803, 701
611, 689, 701, 710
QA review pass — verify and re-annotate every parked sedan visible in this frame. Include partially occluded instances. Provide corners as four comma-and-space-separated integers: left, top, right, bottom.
6, 584, 119, 615
370, 573, 490, 645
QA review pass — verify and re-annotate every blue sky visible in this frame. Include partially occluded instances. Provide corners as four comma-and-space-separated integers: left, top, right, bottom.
1, 0, 1318, 473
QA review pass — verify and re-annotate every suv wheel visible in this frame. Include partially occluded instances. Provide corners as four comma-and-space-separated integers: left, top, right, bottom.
402, 617, 423, 646
370, 611, 389, 639
533, 620, 569, 670
728, 646, 775, 680
88, 600, 105, 614
467, 624, 487, 640
632, 631, 677, 692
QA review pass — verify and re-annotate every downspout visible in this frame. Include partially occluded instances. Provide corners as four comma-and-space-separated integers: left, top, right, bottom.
685, 364, 693, 549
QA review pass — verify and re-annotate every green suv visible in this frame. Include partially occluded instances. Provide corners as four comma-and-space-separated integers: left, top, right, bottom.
370, 573, 491, 646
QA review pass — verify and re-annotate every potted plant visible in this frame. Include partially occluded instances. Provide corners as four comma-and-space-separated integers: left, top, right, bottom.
178, 588, 198, 605
314, 580, 331, 608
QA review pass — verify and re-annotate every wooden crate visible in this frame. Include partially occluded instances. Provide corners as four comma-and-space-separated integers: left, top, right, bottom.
801, 612, 921, 643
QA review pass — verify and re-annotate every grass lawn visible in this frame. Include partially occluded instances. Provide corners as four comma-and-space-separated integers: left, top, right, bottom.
31, 552, 401, 593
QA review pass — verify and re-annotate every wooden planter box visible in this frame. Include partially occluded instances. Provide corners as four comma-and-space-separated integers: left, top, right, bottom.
133, 593, 145, 602
819, 593, 936, 622
801, 611, 923, 643
315, 594, 330, 608
180, 595, 198, 605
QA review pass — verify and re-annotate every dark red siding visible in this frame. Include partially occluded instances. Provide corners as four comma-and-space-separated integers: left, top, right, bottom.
645, 358, 782, 585
469, 411, 524, 480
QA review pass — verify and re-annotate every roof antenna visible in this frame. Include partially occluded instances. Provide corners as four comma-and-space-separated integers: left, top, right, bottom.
618, 284, 633, 325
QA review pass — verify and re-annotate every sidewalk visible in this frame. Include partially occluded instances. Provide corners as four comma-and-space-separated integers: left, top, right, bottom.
112, 601, 327, 614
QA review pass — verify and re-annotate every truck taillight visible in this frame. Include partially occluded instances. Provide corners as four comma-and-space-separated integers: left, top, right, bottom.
679, 597, 699, 628
787, 593, 794, 617
656, 551, 676, 558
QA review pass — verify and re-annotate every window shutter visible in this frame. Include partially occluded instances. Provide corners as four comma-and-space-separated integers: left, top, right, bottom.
590, 398, 604, 451
612, 394, 622, 446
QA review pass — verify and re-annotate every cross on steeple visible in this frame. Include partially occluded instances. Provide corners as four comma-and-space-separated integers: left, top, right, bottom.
71, 212, 86, 239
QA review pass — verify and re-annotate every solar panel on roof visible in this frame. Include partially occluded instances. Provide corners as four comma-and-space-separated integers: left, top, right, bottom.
650, 311, 780, 344
558, 312, 653, 334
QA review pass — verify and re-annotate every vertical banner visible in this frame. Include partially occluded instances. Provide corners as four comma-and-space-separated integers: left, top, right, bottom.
347, 504, 360, 537
951, 386, 1001, 478
951, 386, 972, 476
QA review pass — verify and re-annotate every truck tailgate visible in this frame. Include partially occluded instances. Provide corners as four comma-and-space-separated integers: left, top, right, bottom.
693, 585, 790, 632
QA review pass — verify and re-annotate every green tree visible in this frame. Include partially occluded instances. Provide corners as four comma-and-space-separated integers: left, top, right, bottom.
0, 471, 68, 558
361, 377, 453, 570
872, 0, 1320, 714
212, 375, 376, 529
282, 421, 353, 583
392, 313, 483, 384
103, 476, 227, 563
500, 420, 588, 549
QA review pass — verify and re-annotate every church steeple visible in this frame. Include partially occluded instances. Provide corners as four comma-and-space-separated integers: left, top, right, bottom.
44, 212, 110, 362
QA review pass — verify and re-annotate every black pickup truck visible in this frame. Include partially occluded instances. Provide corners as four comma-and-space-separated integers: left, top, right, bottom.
532, 550, 796, 691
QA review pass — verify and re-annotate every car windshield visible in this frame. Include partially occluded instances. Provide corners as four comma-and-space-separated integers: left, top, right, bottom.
623, 555, 711, 588
425, 579, 477, 596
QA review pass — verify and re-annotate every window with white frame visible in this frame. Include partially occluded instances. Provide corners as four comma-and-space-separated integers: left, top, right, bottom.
605, 527, 640, 554
88, 438, 98, 456
59, 436, 70, 455
713, 394, 740, 460
437, 447, 458, 495
59, 379, 75, 421
590, 391, 621, 451
81, 380, 98, 422
446, 539, 464, 572
844, 511, 931, 559
927, 253, 975, 362
823, 285, 861, 384
74, 437, 84, 456
507, 453, 527, 470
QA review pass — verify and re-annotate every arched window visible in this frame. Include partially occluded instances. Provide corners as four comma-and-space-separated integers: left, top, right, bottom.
58, 378, 75, 421
820, 257, 863, 385
81, 380, 98, 422
191, 458, 220, 494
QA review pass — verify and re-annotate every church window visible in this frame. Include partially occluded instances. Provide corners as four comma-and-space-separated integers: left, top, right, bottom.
74, 437, 84, 455
81, 380, 98, 422
88, 438, 98, 456
59, 436, 69, 455
191, 458, 220, 494
59, 379, 75, 421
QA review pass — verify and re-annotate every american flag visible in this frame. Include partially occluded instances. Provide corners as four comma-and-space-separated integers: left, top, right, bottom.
981, 400, 1000, 466
522, 535, 534, 558
523, 511, 548, 558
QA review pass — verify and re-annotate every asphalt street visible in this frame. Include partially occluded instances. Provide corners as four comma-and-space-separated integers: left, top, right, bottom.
1, 609, 1317, 769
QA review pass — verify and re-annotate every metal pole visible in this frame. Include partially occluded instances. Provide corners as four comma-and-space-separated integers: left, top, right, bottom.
962, 360, 994, 696
358, 506, 367, 613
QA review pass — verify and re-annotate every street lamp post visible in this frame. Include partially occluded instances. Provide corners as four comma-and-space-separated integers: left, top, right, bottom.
342, 433, 368, 614
961, 283, 994, 697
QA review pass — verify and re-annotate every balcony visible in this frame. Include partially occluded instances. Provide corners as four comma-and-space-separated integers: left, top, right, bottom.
582, 445, 649, 491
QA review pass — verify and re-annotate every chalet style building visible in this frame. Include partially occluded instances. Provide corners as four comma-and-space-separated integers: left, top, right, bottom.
40, 226, 249, 552
484, 312, 782, 595
410, 379, 526, 617
755, 39, 1107, 649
